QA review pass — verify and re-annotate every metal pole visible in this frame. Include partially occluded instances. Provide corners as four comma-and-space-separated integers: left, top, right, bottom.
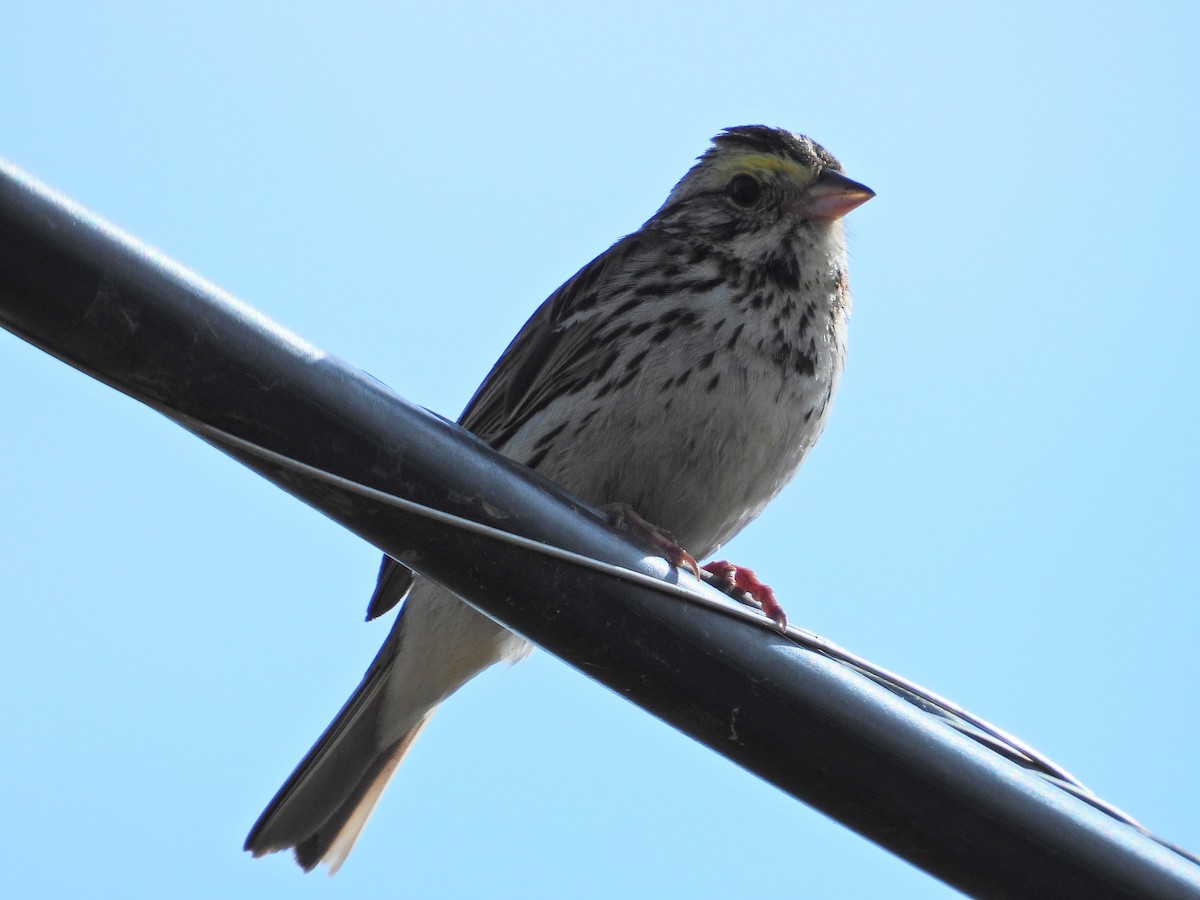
2, 159, 1197, 898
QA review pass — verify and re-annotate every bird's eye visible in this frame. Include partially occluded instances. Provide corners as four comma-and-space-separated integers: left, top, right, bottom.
726, 174, 763, 208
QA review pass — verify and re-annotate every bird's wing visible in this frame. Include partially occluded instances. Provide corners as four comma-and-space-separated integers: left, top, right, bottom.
364, 230, 657, 620
459, 229, 657, 446
364, 554, 416, 621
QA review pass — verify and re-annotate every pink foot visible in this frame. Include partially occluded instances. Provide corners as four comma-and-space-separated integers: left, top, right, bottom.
604, 503, 700, 578
702, 560, 788, 629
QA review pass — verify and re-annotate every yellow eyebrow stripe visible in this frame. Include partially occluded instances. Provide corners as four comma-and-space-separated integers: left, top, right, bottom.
712, 152, 813, 184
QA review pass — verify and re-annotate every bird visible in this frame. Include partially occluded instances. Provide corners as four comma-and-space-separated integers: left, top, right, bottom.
244, 125, 873, 872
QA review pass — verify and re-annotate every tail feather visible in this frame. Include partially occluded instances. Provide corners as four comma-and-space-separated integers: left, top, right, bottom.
244, 615, 430, 870
295, 711, 433, 873
247, 582, 527, 872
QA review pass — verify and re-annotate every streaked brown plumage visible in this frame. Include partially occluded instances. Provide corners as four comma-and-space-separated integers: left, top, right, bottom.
245, 125, 873, 872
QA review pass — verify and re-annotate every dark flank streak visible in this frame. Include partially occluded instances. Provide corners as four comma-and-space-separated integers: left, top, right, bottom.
595, 348, 649, 400
533, 421, 567, 449
725, 322, 745, 349
603, 323, 629, 343
658, 308, 700, 327
623, 349, 650, 375
719, 256, 743, 283
797, 305, 812, 333
569, 407, 600, 438
593, 380, 617, 400
705, 373, 721, 392
650, 309, 700, 346
612, 296, 641, 316
680, 275, 724, 293
635, 282, 671, 298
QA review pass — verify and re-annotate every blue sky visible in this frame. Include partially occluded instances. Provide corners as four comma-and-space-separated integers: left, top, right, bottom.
2, 3, 1197, 897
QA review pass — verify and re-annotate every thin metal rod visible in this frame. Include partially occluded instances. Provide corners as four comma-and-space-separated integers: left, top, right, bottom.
2, 158, 1197, 899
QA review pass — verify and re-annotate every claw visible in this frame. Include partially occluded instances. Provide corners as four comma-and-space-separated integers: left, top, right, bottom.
604, 502, 701, 578
663, 544, 701, 580
701, 560, 788, 630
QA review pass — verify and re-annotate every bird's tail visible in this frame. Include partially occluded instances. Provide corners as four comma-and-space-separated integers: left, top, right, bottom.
244, 616, 433, 874
246, 578, 528, 873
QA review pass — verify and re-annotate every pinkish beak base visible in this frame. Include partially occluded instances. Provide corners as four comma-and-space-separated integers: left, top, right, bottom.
803, 169, 875, 220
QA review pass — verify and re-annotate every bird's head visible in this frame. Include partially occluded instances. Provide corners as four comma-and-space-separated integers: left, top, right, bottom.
652, 125, 873, 249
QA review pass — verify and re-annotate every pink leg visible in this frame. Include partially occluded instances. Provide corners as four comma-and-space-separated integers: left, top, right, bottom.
701, 560, 788, 630
604, 503, 700, 578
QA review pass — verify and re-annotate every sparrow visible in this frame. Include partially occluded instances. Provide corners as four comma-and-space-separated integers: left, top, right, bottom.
245, 125, 873, 871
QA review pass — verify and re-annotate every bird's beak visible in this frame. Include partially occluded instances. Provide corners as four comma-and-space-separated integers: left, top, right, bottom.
801, 169, 875, 220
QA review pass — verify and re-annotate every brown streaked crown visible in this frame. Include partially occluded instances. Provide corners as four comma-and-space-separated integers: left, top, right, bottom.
709, 125, 842, 173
